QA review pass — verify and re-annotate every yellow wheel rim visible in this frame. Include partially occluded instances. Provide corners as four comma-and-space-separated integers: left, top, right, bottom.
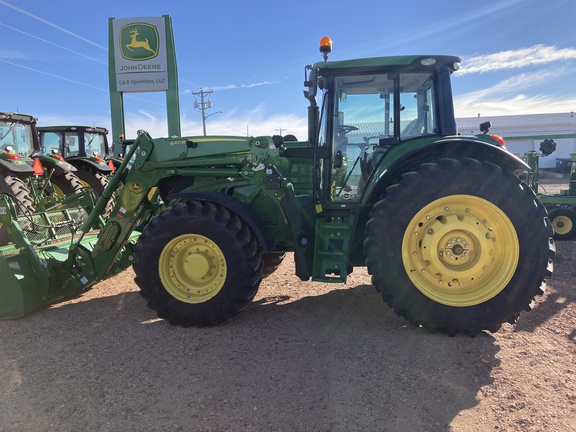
53, 184, 65, 200
159, 234, 227, 304
551, 215, 573, 236
402, 195, 519, 307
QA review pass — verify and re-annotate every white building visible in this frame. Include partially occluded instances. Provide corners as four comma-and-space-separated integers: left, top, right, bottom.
456, 112, 576, 170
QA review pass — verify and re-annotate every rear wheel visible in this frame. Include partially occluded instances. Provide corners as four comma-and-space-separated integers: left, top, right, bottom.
547, 205, 576, 241
133, 201, 262, 326
75, 165, 115, 219
27, 170, 86, 213
0, 174, 35, 246
49, 171, 85, 200
364, 158, 555, 336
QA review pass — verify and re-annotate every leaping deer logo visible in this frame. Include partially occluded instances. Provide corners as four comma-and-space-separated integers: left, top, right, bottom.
126, 28, 157, 56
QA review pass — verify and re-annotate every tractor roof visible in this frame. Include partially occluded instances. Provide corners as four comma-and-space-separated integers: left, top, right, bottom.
0, 112, 37, 124
314, 55, 461, 74
37, 125, 109, 134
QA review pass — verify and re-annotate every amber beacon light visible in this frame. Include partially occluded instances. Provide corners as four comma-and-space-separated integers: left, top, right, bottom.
319, 36, 332, 61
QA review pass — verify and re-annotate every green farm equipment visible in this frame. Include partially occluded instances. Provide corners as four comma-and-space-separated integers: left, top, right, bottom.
0, 112, 91, 246
0, 39, 555, 336
525, 142, 576, 240
38, 125, 118, 219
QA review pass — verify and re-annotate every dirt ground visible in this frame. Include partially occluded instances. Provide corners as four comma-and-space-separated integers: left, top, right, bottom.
1, 181, 575, 432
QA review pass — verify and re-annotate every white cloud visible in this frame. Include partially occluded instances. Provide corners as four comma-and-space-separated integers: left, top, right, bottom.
0, 49, 26, 59
197, 81, 277, 92
455, 91, 576, 117
454, 67, 576, 116
459, 45, 576, 75
120, 109, 308, 141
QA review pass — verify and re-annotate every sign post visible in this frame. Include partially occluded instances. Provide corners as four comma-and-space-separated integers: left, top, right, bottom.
108, 15, 180, 155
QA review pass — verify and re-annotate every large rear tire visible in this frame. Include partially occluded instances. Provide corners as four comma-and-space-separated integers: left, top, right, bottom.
49, 171, 85, 200
133, 201, 262, 326
364, 158, 555, 336
75, 165, 115, 219
0, 174, 35, 246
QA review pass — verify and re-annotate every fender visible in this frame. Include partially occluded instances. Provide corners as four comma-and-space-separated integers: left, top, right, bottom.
166, 190, 275, 253
35, 155, 77, 176
0, 159, 35, 174
68, 158, 113, 174
364, 138, 529, 204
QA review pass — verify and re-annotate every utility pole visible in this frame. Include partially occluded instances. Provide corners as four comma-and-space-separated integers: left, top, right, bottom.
275, 128, 285, 136
193, 89, 214, 136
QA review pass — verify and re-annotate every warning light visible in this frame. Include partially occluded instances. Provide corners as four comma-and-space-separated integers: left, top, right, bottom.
50, 154, 65, 162
490, 134, 506, 148
319, 36, 332, 61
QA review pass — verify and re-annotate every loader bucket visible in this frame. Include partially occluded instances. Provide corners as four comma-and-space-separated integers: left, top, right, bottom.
0, 228, 136, 319
0, 251, 46, 318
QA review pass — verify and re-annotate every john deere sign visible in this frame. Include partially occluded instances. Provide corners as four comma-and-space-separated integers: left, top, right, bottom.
120, 23, 159, 61
108, 15, 180, 154
111, 17, 168, 92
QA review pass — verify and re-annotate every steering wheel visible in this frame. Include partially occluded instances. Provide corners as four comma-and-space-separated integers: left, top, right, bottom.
336, 125, 358, 136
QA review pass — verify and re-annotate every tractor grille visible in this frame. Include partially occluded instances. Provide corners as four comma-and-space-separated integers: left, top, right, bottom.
18, 207, 90, 244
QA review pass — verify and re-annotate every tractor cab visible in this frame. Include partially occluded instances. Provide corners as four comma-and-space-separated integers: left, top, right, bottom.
38, 125, 111, 163
0, 112, 37, 161
304, 43, 461, 205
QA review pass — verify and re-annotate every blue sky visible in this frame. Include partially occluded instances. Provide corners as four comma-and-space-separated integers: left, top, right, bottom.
1, 0, 575, 140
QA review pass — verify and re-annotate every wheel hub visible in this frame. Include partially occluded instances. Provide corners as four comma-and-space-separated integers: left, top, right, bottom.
159, 234, 226, 304
552, 215, 572, 235
403, 195, 519, 306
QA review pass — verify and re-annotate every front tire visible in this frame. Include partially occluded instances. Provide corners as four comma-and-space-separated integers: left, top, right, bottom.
547, 205, 576, 241
364, 158, 555, 336
133, 201, 262, 326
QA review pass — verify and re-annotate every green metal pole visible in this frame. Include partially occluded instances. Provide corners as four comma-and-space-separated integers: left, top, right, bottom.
108, 18, 126, 157
164, 15, 181, 137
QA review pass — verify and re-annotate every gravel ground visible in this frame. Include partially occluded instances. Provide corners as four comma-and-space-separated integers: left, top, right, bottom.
0, 180, 575, 432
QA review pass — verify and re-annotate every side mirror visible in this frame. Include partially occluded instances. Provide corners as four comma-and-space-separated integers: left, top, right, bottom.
304, 65, 317, 100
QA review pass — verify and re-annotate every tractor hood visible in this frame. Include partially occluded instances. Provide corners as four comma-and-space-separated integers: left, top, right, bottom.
144, 135, 276, 167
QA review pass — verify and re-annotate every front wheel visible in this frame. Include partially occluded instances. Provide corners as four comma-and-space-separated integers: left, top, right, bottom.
547, 205, 576, 241
133, 201, 262, 326
364, 158, 555, 336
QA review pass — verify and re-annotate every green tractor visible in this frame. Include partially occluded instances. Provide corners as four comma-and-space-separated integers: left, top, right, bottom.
0, 112, 88, 245
0, 39, 555, 336
37, 125, 118, 219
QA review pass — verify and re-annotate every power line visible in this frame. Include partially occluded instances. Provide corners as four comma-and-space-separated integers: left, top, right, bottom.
0, 58, 107, 92
0, 22, 107, 64
0, 0, 107, 50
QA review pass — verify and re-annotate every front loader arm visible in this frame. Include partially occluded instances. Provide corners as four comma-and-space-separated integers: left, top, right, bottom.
0, 131, 161, 318
61, 130, 161, 284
